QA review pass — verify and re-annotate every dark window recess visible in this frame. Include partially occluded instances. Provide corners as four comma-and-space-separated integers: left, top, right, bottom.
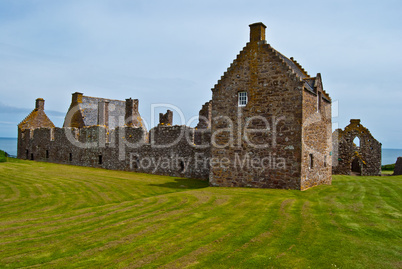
26, 150, 29, 159
98, 155, 103, 165
30, 153, 34, 160
69, 153, 72, 162
46, 150, 49, 159
179, 161, 185, 172
309, 154, 314, 169
324, 155, 327, 167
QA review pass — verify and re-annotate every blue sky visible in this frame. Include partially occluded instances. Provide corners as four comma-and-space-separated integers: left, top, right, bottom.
0, 0, 401, 148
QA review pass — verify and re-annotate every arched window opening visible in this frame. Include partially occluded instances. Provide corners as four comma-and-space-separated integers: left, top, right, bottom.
353, 137, 360, 148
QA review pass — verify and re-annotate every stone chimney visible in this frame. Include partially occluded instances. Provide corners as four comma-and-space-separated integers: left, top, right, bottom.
35, 98, 45, 111
97, 100, 109, 127
72, 92, 83, 105
159, 110, 173, 126
125, 98, 140, 127
249, 22, 267, 43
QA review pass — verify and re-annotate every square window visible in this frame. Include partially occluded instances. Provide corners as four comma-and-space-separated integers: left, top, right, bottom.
238, 92, 247, 107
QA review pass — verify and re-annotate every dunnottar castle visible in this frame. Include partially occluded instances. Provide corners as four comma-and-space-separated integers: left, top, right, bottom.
17, 23, 382, 190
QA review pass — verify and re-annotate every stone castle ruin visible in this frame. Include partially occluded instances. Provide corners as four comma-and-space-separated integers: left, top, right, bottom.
393, 157, 402, 175
18, 22, 333, 190
332, 119, 381, 176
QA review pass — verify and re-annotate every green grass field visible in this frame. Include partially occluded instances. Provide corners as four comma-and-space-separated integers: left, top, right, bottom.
0, 150, 7, 163
0, 159, 401, 268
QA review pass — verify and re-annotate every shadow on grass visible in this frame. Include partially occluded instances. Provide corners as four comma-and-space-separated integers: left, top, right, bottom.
148, 177, 209, 190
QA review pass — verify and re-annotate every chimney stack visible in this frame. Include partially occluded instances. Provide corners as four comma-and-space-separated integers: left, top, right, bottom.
35, 98, 45, 111
249, 22, 267, 43
97, 100, 109, 127
125, 98, 140, 127
72, 92, 83, 105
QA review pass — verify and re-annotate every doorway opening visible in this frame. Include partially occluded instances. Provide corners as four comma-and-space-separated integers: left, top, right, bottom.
351, 157, 361, 175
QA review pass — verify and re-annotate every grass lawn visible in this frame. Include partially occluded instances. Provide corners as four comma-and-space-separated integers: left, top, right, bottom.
0, 159, 401, 268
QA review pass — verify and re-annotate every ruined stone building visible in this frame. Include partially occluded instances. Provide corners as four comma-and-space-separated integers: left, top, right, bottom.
393, 157, 402, 175
18, 22, 332, 190
332, 119, 381, 176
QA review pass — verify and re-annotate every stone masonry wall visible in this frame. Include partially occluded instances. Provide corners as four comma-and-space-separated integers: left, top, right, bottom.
393, 157, 402, 175
300, 80, 332, 190
18, 125, 210, 180
332, 119, 381, 176
209, 31, 304, 189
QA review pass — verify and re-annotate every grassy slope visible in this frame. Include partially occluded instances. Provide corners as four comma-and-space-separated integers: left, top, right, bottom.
0, 159, 401, 268
0, 150, 6, 162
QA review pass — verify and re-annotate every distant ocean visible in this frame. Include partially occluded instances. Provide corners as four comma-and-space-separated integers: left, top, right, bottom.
0, 137, 17, 157
0, 137, 401, 165
382, 149, 402, 165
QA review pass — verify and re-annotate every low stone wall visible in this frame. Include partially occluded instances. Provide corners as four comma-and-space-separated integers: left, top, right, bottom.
18, 125, 210, 180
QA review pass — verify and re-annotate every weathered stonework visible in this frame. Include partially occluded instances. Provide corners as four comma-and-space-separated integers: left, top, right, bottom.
393, 157, 402, 175
18, 22, 333, 190
332, 119, 381, 176
18, 98, 55, 130
209, 23, 332, 190
18, 97, 210, 179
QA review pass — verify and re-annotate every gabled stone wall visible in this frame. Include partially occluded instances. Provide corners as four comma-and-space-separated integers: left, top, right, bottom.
332, 119, 381, 176
209, 23, 332, 190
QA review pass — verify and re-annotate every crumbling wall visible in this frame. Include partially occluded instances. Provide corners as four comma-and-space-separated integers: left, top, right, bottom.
194, 101, 212, 146
18, 124, 210, 180
393, 157, 402, 175
332, 119, 381, 176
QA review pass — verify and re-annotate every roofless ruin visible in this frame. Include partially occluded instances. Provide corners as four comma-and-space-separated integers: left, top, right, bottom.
18, 23, 334, 190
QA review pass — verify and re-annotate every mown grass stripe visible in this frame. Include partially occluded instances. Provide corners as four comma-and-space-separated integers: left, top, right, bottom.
0, 159, 400, 268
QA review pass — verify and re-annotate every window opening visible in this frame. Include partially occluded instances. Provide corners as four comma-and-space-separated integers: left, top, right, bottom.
179, 161, 185, 172
317, 92, 322, 112
238, 92, 247, 107
309, 154, 314, 169
353, 137, 360, 148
